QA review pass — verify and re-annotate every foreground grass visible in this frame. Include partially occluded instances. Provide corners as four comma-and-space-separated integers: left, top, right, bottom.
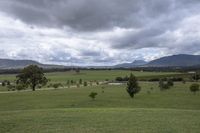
1, 108, 200, 133
0, 82, 199, 133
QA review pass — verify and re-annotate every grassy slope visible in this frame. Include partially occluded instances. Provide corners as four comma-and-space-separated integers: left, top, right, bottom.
0, 82, 200, 133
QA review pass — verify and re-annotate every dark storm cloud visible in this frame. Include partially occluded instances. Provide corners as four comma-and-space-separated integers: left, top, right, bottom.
1, 0, 184, 31
0, 0, 143, 31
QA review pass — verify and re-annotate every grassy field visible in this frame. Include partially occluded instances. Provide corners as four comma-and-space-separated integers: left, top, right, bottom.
0, 70, 183, 82
0, 81, 200, 133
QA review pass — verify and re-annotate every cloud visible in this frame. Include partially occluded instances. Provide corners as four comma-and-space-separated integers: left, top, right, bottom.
0, 0, 200, 65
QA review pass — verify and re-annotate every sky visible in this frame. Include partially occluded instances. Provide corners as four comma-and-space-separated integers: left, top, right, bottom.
0, 0, 200, 66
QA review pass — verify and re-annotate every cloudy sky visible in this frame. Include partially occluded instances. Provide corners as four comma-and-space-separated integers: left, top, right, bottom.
0, 0, 200, 66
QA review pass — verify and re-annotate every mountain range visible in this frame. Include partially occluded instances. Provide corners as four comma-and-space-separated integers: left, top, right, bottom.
114, 54, 200, 68
0, 54, 200, 69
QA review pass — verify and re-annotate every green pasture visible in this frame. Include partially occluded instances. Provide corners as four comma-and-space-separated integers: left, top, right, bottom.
0, 82, 199, 133
0, 70, 183, 83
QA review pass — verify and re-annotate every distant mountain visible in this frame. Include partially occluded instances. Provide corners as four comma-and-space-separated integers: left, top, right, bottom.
146, 54, 200, 67
114, 60, 148, 68
0, 59, 65, 69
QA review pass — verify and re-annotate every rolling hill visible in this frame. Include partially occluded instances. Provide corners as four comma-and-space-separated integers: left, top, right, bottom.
0, 59, 64, 69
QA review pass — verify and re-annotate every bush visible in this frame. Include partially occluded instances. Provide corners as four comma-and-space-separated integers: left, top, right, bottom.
159, 79, 170, 91
167, 79, 174, 87
84, 81, 87, 86
7, 85, 16, 91
79, 79, 82, 84
16, 84, 26, 91
89, 92, 98, 100
190, 84, 199, 94
2, 81, 6, 87
52, 83, 62, 89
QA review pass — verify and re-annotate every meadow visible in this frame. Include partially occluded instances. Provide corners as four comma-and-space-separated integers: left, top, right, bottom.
0, 70, 199, 133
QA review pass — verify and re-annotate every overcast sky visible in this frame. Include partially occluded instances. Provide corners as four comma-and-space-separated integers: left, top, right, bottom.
0, 0, 200, 66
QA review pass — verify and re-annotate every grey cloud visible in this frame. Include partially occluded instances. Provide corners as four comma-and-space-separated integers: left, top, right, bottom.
0, 0, 200, 65
0, 0, 179, 31
80, 50, 101, 57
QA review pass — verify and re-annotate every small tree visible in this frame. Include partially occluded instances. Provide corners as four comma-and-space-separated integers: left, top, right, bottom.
167, 79, 174, 87
84, 81, 87, 86
190, 84, 199, 94
79, 79, 82, 84
159, 79, 170, 91
89, 92, 98, 100
126, 73, 141, 98
16, 65, 48, 91
2, 81, 6, 87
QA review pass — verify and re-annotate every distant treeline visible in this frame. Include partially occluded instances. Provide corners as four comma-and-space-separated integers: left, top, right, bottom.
0, 65, 200, 74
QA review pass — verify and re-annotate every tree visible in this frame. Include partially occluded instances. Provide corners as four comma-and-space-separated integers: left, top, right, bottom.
167, 79, 174, 87
159, 79, 170, 91
2, 81, 6, 87
89, 92, 98, 100
16, 65, 48, 91
126, 73, 141, 98
79, 79, 82, 84
84, 81, 88, 86
190, 84, 199, 94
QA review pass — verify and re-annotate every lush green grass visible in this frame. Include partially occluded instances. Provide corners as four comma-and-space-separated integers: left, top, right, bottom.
0, 82, 200, 132
1, 108, 200, 133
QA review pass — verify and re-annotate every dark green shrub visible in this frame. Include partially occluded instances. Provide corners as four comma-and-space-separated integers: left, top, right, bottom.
84, 81, 87, 86
126, 73, 141, 98
89, 92, 98, 100
190, 84, 199, 94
